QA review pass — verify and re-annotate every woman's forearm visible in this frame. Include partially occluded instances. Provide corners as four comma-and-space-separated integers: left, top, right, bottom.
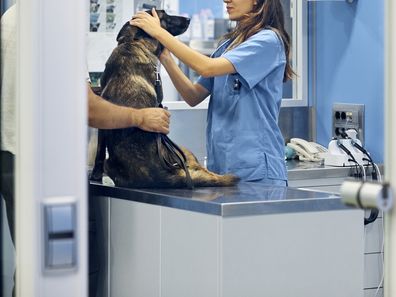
130, 10, 235, 77
161, 55, 208, 106
156, 29, 211, 76
154, 29, 234, 77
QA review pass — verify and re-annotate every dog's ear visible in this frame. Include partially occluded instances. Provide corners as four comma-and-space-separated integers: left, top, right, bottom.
116, 22, 136, 43
117, 21, 152, 44
151, 10, 190, 37
166, 15, 191, 36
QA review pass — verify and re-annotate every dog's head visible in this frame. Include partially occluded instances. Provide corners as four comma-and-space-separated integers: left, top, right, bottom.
116, 10, 190, 50
155, 10, 190, 37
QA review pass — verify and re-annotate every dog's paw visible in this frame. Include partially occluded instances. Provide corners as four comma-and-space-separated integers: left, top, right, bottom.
102, 175, 115, 187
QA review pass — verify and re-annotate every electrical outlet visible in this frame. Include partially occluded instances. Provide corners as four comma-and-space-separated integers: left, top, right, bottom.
332, 103, 365, 145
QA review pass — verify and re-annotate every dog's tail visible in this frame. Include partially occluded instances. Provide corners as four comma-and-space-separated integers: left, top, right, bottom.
218, 174, 240, 186
190, 170, 240, 187
179, 147, 240, 187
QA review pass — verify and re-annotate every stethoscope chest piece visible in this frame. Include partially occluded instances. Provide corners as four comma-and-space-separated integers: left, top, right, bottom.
233, 78, 241, 91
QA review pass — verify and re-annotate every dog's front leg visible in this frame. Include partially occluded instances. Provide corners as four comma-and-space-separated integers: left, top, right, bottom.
90, 129, 106, 182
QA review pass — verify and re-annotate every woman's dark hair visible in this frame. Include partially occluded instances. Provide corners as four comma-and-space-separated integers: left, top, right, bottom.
224, 0, 294, 82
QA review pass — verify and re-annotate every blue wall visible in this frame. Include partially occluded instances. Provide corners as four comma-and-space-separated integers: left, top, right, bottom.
179, 1, 223, 18
313, 0, 384, 162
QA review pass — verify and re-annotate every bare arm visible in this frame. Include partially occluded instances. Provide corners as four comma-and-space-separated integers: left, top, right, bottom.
87, 85, 170, 133
130, 10, 236, 78
160, 50, 209, 107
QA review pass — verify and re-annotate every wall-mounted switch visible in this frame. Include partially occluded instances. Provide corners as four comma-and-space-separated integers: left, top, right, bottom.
43, 200, 77, 272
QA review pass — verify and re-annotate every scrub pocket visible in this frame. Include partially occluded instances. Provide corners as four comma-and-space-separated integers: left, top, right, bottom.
228, 132, 263, 169
227, 132, 266, 181
264, 153, 288, 181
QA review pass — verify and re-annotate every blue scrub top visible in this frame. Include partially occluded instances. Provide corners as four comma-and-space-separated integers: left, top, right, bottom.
197, 29, 287, 183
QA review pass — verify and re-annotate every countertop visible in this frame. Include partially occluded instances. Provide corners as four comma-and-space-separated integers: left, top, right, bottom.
286, 159, 352, 180
89, 160, 361, 217
89, 160, 356, 216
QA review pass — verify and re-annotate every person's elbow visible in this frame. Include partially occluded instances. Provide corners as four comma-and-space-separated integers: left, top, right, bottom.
183, 92, 207, 107
186, 99, 200, 107
195, 57, 218, 77
181, 83, 209, 107
197, 65, 216, 78
196, 57, 234, 78
88, 111, 96, 127
88, 105, 97, 127
87, 89, 99, 127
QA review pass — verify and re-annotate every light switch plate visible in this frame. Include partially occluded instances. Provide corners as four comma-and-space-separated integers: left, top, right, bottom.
43, 198, 77, 273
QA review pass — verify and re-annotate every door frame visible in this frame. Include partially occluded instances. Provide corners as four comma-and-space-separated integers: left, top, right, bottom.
15, 1, 88, 296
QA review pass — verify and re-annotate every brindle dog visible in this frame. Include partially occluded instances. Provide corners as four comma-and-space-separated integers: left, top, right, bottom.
91, 10, 238, 188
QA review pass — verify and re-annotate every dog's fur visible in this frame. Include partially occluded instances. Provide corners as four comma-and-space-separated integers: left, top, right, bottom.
92, 10, 238, 188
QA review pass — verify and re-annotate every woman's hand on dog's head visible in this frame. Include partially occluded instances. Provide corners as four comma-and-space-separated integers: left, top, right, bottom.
130, 8, 162, 39
134, 107, 171, 134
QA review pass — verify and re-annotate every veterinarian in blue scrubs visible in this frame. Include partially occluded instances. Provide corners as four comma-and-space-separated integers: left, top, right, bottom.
131, 0, 293, 185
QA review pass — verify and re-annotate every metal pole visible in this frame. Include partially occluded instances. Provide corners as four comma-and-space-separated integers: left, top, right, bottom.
384, 0, 396, 296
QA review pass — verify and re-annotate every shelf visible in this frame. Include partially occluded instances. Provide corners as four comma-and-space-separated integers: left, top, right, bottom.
162, 99, 209, 110
307, 0, 354, 2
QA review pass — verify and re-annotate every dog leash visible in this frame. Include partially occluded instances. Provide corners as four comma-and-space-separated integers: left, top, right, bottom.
154, 66, 194, 189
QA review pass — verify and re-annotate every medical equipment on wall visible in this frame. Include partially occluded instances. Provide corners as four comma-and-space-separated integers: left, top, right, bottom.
324, 138, 367, 167
323, 128, 383, 182
286, 138, 327, 162
324, 129, 369, 167
135, 0, 163, 11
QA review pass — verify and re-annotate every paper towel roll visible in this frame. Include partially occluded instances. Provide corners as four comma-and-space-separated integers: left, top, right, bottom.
341, 180, 393, 211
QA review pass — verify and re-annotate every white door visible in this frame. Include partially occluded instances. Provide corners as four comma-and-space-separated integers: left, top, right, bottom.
385, 1, 396, 296
1, 0, 88, 296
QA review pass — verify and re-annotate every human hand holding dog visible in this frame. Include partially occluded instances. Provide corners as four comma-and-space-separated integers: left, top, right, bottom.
134, 107, 171, 134
159, 48, 173, 64
130, 8, 163, 39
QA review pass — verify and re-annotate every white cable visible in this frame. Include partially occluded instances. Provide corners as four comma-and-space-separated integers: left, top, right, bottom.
371, 162, 383, 296
373, 163, 382, 182
360, 164, 367, 181
345, 147, 383, 296
357, 156, 383, 296
374, 211, 385, 297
